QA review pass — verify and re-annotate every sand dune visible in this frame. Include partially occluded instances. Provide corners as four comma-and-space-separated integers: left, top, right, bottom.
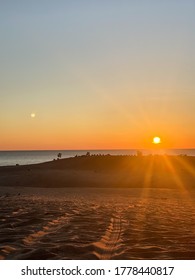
0, 155, 195, 189
0, 155, 195, 260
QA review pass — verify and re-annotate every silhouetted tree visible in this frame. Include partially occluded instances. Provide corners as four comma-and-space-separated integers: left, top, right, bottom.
57, 152, 62, 159
136, 150, 143, 157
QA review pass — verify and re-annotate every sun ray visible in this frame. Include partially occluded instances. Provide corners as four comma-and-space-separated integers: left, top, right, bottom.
174, 156, 195, 178
126, 155, 155, 237
162, 155, 190, 198
141, 155, 155, 191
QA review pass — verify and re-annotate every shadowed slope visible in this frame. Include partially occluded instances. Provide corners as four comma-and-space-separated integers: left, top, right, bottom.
0, 155, 195, 189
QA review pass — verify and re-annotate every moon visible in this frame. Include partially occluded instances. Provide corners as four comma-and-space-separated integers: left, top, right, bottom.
153, 136, 161, 144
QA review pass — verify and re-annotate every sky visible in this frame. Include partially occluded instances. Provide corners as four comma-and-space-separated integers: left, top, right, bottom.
0, 0, 195, 150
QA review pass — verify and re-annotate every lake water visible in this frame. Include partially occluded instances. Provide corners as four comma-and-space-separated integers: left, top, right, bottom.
0, 149, 195, 166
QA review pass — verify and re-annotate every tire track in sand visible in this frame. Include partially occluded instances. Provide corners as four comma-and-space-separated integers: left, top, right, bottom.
93, 215, 123, 259
0, 214, 73, 259
23, 214, 72, 245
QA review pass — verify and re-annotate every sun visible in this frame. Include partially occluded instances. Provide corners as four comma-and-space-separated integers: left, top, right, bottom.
153, 136, 161, 144
31, 113, 36, 118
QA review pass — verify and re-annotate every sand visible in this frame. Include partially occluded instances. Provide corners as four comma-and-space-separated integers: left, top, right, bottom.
0, 155, 195, 189
0, 155, 195, 260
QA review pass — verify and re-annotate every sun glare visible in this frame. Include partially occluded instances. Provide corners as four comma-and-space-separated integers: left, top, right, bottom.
31, 113, 36, 118
153, 136, 161, 144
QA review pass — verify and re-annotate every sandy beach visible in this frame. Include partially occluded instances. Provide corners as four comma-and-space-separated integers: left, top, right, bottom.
0, 155, 195, 260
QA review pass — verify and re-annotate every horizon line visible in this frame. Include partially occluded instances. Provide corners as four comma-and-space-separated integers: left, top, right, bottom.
1, 148, 195, 152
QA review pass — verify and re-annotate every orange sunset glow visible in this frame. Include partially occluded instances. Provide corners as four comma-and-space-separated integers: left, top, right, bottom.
0, 1, 195, 151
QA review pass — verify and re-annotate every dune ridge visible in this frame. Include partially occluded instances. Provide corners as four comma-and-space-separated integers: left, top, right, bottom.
0, 155, 195, 189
